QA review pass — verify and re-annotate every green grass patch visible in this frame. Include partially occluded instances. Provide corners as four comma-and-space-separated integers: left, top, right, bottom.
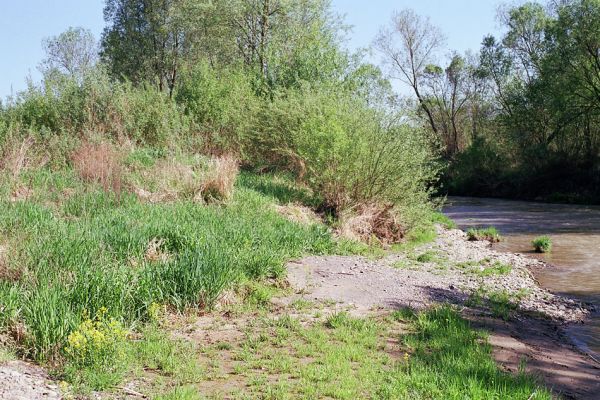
532, 235, 552, 253
173, 306, 550, 399
467, 226, 501, 242
467, 287, 526, 320
466, 261, 512, 277
0, 171, 342, 364
430, 211, 457, 229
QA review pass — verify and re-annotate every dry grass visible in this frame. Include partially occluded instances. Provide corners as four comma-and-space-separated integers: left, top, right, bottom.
144, 238, 171, 263
274, 203, 321, 225
135, 160, 198, 202
9, 186, 33, 203
197, 155, 239, 203
0, 245, 23, 282
134, 155, 238, 204
71, 142, 123, 195
0, 136, 49, 181
338, 204, 405, 245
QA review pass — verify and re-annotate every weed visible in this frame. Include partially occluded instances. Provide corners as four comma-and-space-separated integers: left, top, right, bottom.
466, 227, 501, 242
71, 141, 123, 195
63, 307, 128, 390
532, 235, 552, 253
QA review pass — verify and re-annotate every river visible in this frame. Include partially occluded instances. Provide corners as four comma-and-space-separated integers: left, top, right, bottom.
443, 196, 600, 356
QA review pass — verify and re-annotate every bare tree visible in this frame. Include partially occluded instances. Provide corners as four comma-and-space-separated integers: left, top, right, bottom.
40, 27, 98, 81
374, 9, 445, 134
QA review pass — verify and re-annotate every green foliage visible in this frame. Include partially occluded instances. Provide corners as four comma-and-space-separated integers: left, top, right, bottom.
532, 235, 552, 253
176, 63, 258, 154
0, 174, 338, 360
4, 69, 189, 148
251, 85, 439, 227
466, 227, 501, 242
448, 0, 600, 202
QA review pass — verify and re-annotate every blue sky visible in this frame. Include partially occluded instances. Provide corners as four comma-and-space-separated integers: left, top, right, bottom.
0, 0, 504, 99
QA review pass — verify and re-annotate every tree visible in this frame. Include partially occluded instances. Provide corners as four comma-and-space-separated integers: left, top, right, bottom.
422, 54, 482, 156
40, 27, 98, 81
101, 0, 185, 97
374, 9, 445, 135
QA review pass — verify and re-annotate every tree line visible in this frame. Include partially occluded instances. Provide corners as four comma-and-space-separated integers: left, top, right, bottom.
4, 0, 598, 206
376, 0, 600, 203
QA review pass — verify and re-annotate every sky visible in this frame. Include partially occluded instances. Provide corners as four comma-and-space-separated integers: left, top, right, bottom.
0, 0, 504, 100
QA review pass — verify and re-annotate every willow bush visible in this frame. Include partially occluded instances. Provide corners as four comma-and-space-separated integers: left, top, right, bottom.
250, 85, 440, 229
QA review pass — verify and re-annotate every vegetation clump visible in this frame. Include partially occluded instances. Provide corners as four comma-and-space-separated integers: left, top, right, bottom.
466, 227, 501, 242
532, 236, 552, 253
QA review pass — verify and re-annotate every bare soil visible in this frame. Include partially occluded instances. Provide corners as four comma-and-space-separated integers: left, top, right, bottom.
0, 361, 61, 400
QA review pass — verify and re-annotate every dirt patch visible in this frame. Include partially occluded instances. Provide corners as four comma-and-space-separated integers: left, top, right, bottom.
0, 361, 61, 400
286, 227, 599, 399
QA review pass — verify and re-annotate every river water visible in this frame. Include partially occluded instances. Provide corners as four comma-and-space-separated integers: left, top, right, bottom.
443, 196, 600, 356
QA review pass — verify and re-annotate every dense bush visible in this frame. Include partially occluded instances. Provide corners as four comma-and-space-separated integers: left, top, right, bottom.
176, 64, 259, 155
251, 85, 439, 228
2, 69, 190, 149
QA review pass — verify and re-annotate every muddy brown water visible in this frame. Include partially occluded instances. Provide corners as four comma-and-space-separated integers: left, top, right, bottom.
444, 196, 600, 357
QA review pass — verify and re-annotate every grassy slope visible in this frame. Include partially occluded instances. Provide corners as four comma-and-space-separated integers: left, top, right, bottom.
0, 165, 549, 398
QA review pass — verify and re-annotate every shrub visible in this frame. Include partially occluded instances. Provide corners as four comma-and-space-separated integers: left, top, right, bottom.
4, 69, 189, 148
250, 85, 439, 236
532, 236, 552, 253
466, 227, 501, 242
176, 63, 258, 155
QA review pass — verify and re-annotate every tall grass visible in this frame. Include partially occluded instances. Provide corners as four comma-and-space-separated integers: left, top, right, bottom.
0, 171, 337, 360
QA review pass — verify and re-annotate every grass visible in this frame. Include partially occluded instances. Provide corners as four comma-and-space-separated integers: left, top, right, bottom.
532, 236, 552, 253
456, 259, 512, 277
131, 305, 550, 399
0, 167, 346, 364
0, 157, 547, 398
466, 226, 501, 242
0, 345, 16, 363
466, 287, 528, 320
430, 211, 457, 229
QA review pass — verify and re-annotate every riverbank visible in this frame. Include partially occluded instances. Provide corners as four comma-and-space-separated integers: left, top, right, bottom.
1, 225, 598, 398
287, 227, 599, 399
